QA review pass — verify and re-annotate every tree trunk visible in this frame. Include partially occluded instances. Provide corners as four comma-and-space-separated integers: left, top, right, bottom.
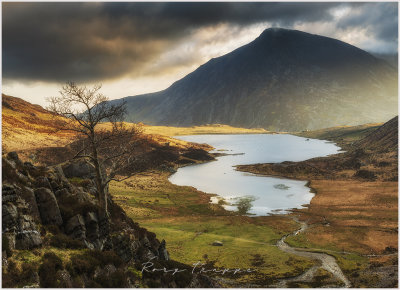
91, 141, 108, 219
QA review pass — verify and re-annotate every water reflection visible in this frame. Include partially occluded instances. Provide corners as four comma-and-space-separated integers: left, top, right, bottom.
169, 134, 341, 216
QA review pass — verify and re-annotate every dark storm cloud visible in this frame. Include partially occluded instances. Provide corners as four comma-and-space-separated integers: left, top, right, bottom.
338, 2, 398, 42
2, 2, 397, 82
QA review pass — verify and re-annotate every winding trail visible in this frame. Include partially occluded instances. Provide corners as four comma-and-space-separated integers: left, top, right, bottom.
274, 217, 351, 288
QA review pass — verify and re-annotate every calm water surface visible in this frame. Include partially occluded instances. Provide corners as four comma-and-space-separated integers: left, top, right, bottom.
169, 134, 341, 216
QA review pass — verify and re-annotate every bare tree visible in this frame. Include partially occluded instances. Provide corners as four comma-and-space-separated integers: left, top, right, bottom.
47, 82, 142, 218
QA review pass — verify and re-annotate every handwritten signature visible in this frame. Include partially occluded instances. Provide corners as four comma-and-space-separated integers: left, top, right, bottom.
141, 257, 255, 275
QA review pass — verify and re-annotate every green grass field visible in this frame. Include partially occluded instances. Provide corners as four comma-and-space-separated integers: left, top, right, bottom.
109, 172, 316, 285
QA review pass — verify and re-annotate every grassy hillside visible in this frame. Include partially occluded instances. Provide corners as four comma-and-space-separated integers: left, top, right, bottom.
2, 94, 269, 153
2, 94, 76, 151
141, 124, 270, 136
294, 122, 384, 147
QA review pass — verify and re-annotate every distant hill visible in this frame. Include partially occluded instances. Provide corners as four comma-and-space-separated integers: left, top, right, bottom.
295, 122, 383, 144
113, 28, 398, 131
355, 116, 398, 152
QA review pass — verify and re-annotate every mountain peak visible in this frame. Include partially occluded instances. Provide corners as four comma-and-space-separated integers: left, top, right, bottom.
258, 27, 304, 38
117, 28, 397, 131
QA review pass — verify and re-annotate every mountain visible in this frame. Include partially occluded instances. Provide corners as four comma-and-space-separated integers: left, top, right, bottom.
112, 28, 397, 131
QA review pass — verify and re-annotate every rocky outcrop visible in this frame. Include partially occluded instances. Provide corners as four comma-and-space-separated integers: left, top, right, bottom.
34, 187, 63, 226
2, 184, 42, 251
15, 215, 42, 250
2, 152, 216, 288
158, 239, 169, 260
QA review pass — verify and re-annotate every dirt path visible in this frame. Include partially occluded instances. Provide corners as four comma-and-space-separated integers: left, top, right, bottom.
274, 217, 351, 288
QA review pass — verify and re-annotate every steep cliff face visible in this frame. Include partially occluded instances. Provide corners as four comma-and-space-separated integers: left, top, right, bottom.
114, 28, 397, 131
2, 152, 215, 288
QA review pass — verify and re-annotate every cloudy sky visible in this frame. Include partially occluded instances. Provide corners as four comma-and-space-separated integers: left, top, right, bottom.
2, 2, 398, 106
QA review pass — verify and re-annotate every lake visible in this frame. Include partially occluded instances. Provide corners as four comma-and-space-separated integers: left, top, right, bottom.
169, 134, 341, 216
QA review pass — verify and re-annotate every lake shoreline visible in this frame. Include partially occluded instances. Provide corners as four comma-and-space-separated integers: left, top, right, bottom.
169, 134, 340, 216
233, 125, 398, 287
113, 120, 397, 288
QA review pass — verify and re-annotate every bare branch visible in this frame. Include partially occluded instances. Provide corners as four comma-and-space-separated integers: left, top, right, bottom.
46, 82, 144, 219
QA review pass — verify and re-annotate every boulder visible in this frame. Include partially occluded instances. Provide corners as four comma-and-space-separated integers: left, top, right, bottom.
21, 186, 41, 221
62, 160, 95, 179
2, 185, 18, 203
2, 157, 18, 182
34, 177, 52, 189
7, 152, 24, 168
54, 188, 70, 199
16, 172, 30, 184
3, 233, 16, 251
65, 214, 86, 240
2, 203, 18, 231
34, 187, 63, 225
53, 165, 73, 189
50, 180, 61, 192
73, 187, 92, 203
111, 233, 138, 263
24, 162, 37, 171
15, 215, 42, 249
7, 151, 19, 161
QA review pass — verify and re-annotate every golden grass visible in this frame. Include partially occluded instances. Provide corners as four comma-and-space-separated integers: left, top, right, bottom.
287, 180, 397, 255
140, 123, 270, 136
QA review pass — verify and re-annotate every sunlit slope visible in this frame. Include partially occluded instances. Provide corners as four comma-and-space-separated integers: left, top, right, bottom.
2, 95, 267, 152
2, 94, 75, 151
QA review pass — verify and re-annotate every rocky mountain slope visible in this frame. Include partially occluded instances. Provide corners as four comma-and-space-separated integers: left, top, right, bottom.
2, 96, 218, 288
2, 151, 216, 288
112, 28, 397, 131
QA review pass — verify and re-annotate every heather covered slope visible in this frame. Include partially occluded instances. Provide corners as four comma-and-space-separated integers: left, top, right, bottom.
2, 94, 267, 153
113, 28, 397, 131
1, 96, 218, 288
2, 94, 76, 151
355, 116, 398, 152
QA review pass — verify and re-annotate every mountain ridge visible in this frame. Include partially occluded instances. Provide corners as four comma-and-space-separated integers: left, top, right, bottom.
112, 28, 397, 131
